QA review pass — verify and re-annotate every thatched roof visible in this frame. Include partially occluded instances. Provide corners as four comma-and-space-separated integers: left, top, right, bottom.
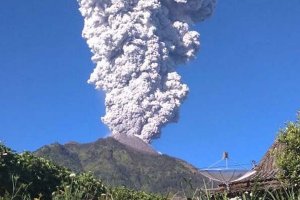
245, 141, 280, 180
214, 141, 284, 193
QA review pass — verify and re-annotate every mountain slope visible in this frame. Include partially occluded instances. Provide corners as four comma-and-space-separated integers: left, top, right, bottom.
34, 137, 210, 194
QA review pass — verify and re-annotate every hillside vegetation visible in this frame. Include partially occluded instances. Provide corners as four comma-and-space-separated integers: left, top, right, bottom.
34, 137, 211, 194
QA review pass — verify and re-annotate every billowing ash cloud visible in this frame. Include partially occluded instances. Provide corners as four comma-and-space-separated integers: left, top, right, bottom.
78, 0, 215, 143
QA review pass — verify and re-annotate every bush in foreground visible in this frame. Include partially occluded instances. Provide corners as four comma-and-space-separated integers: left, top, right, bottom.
275, 112, 300, 186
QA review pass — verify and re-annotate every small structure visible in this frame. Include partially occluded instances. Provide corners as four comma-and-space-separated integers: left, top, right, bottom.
217, 142, 283, 194
199, 152, 253, 190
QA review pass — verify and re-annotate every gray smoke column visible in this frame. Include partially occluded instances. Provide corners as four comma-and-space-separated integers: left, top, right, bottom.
78, 0, 215, 143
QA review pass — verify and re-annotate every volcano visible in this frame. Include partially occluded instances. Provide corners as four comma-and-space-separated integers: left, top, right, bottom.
34, 137, 212, 194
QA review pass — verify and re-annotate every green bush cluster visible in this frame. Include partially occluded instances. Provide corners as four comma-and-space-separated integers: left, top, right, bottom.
109, 187, 167, 200
275, 112, 300, 185
0, 143, 107, 199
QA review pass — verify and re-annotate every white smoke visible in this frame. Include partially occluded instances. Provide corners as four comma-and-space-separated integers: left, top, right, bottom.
78, 0, 215, 143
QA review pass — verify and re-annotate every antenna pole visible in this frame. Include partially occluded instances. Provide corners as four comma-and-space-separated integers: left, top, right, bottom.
226, 158, 228, 169
223, 152, 229, 169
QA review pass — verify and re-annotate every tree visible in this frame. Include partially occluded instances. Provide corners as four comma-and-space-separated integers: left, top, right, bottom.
276, 112, 300, 185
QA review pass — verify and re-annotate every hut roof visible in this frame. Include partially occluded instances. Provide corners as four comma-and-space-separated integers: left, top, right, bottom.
215, 141, 284, 193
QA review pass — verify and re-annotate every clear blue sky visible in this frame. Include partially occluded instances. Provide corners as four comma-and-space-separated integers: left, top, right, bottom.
0, 0, 299, 168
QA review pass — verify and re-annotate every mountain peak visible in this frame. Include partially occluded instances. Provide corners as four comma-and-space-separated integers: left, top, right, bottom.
111, 134, 158, 155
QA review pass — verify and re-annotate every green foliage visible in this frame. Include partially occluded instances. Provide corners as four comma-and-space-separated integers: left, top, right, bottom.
0, 143, 69, 199
0, 143, 106, 199
275, 112, 300, 185
52, 172, 106, 200
109, 187, 168, 200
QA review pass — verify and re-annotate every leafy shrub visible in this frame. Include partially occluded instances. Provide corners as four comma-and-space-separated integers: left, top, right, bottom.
0, 143, 106, 199
52, 172, 106, 200
275, 112, 300, 185
109, 187, 167, 200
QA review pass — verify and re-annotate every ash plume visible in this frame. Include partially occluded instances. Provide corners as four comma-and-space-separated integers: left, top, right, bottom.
78, 0, 215, 143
